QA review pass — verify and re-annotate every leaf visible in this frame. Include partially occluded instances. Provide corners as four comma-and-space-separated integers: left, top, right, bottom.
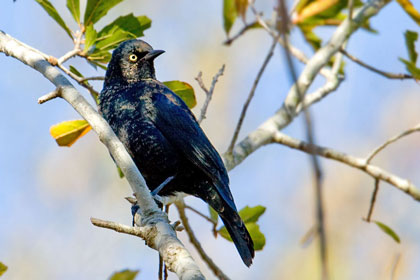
396, 0, 420, 26
403, 30, 418, 63
299, 25, 322, 50
295, 0, 340, 23
374, 221, 401, 244
217, 205, 266, 250
0, 262, 7, 277
218, 222, 266, 250
50, 120, 92, 147
399, 58, 420, 79
238, 205, 266, 223
35, 0, 73, 38
84, 0, 123, 26
163, 81, 197, 109
94, 14, 151, 51
223, 0, 237, 35
84, 24, 98, 52
109, 269, 139, 280
117, 166, 125, 178
235, 0, 248, 20
245, 223, 266, 250
69, 65, 84, 78
208, 205, 219, 225
88, 50, 112, 63
66, 0, 80, 24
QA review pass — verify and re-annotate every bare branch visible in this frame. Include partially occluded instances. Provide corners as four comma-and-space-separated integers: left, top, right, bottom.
176, 200, 230, 280
0, 30, 205, 280
364, 179, 380, 222
224, 0, 391, 171
223, 21, 259, 46
91, 217, 145, 238
277, 0, 328, 278
366, 123, 420, 163
340, 48, 413, 80
195, 64, 225, 123
185, 205, 218, 235
38, 87, 62, 104
272, 131, 420, 201
227, 37, 278, 154
80, 76, 105, 82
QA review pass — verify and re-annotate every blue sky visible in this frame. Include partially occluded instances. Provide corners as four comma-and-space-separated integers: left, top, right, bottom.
1, 1, 420, 279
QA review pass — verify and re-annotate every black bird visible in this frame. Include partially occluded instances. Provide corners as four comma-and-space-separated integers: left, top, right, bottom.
99, 39, 254, 266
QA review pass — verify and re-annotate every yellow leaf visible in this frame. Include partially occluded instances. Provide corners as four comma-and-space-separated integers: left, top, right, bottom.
235, 0, 248, 20
396, 0, 420, 26
50, 120, 92, 147
294, 0, 339, 24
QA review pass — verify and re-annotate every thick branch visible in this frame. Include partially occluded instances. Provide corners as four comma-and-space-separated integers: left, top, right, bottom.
224, 0, 390, 170
0, 30, 204, 280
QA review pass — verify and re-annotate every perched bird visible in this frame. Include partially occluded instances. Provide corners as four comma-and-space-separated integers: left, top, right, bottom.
99, 39, 254, 266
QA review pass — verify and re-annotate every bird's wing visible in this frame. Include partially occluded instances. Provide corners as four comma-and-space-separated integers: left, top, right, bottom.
147, 83, 236, 210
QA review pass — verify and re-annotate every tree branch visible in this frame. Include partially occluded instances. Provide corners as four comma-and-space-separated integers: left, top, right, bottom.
272, 131, 420, 201
223, 0, 391, 171
195, 65, 225, 123
340, 48, 413, 80
176, 201, 230, 280
366, 123, 420, 163
0, 30, 205, 280
227, 36, 278, 154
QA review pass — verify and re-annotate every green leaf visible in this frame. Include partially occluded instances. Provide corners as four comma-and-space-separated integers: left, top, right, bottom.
299, 25, 322, 50
88, 50, 112, 63
94, 14, 151, 51
208, 205, 219, 225
0, 262, 7, 277
245, 223, 266, 250
66, 0, 80, 24
238, 205, 266, 224
84, 24, 98, 52
374, 221, 401, 244
404, 30, 418, 63
399, 58, 420, 79
396, 0, 420, 26
218, 222, 266, 250
35, 0, 73, 38
50, 120, 92, 147
84, 0, 123, 26
69, 65, 84, 78
117, 166, 125, 178
223, 0, 237, 35
163, 81, 197, 109
109, 269, 139, 280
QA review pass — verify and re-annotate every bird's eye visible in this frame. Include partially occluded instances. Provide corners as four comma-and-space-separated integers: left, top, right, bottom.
129, 54, 138, 62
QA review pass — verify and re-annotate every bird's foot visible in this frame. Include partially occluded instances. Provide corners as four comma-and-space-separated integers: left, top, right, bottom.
151, 176, 175, 196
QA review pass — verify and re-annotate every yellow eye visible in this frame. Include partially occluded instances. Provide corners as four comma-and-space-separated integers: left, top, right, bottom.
129, 54, 138, 62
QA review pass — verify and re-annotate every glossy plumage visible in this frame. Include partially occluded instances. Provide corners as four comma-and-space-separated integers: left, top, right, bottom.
99, 39, 254, 266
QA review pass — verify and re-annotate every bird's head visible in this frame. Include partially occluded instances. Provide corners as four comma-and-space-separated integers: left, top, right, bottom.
104, 39, 165, 87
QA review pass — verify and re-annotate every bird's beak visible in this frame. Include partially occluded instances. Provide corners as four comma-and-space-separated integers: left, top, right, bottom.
143, 49, 165, 61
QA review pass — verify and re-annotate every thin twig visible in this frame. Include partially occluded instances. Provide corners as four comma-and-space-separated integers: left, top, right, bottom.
277, 0, 328, 278
56, 63, 100, 101
272, 131, 420, 201
227, 36, 278, 154
158, 254, 163, 280
185, 204, 218, 234
390, 253, 401, 280
57, 30, 83, 64
366, 123, 420, 163
224, 21, 259, 45
38, 87, 62, 104
91, 218, 144, 238
364, 179, 380, 222
175, 200, 231, 280
340, 48, 413, 80
80, 76, 105, 82
195, 64, 225, 123
348, 0, 355, 20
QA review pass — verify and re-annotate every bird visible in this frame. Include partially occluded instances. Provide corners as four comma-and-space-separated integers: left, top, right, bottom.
98, 39, 255, 266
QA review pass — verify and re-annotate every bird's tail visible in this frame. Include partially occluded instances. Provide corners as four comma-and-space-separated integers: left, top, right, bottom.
218, 204, 255, 267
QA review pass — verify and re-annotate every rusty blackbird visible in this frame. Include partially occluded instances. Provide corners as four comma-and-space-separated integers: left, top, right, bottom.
99, 39, 254, 266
